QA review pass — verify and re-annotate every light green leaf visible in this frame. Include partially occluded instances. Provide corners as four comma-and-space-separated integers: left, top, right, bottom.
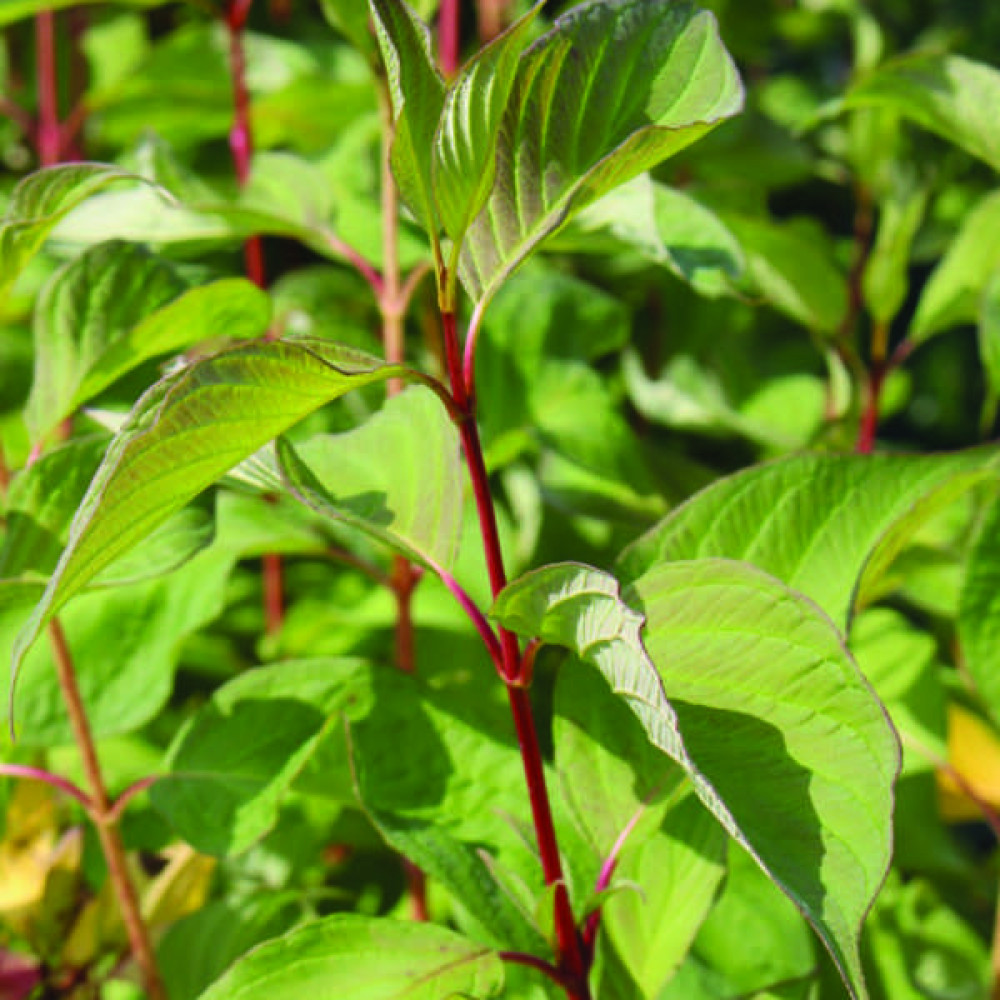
911, 190, 1000, 342
722, 214, 847, 333
11, 338, 412, 701
979, 270, 1000, 432
844, 53, 1000, 173
959, 494, 1000, 725
319, 0, 379, 63
0, 164, 151, 306
25, 241, 185, 445
0, 0, 167, 27
618, 449, 999, 632
196, 915, 503, 1000
276, 386, 463, 572
152, 660, 371, 855
369, 0, 446, 246
458, 0, 743, 306
862, 174, 928, 326
432, 4, 542, 262
555, 664, 726, 997
493, 559, 899, 999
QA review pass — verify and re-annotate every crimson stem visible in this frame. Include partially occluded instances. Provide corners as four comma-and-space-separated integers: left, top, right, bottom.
441, 308, 591, 998
35, 10, 61, 166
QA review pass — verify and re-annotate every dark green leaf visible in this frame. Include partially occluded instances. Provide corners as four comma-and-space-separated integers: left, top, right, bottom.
458, 0, 743, 306
618, 449, 999, 632
196, 915, 504, 1000
979, 270, 1000, 432
277, 386, 463, 572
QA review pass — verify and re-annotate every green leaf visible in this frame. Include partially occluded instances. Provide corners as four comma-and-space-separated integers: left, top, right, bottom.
1, 543, 235, 747
432, 5, 542, 260
276, 386, 463, 572
618, 449, 999, 632
978, 270, 1000, 432
959, 493, 1000, 725
152, 660, 371, 855
25, 241, 185, 445
368, 0, 446, 247
862, 174, 928, 326
458, 0, 743, 306
196, 914, 504, 1000
911, 190, 1000, 342
10, 338, 412, 703
493, 559, 899, 999
319, 0, 378, 63
722, 214, 848, 333
0, 164, 150, 307
844, 53, 1000, 173
0, 0, 166, 27
555, 664, 726, 997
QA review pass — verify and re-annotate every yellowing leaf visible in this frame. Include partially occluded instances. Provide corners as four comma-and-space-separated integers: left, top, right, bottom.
938, 703, 1000, 821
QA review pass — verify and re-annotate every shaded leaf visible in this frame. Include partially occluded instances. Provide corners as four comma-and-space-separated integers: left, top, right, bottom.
979, 269, 1000, 432
152, 660, 371, 855
493, 559, 899, 999
196, 915, 503, 1000
277, 386, 463, 572
458, 0, 743, 305
11, 338, 413, 701
844, 53, 1000, 173
618, 449, 999, 632
0, 164, 150, 306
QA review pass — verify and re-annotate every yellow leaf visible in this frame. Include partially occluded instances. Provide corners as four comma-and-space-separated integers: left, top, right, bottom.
938, 703, 1000, 820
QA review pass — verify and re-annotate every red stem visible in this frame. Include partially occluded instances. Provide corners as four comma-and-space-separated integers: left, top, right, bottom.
442, 308, 590, 997
35, 10, 61, 166
438, 0, 461, 76
0, 764, 92, 811
855, 362, 883, 454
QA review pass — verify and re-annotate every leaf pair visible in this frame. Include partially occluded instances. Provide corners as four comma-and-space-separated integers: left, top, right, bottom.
370, 0, 744, 309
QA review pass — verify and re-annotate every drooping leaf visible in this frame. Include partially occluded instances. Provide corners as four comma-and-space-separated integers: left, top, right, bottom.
0, 164, 151, 306
958, 493, 1000, 725
844, 53, 1000, 173
25, 241, 186, 445
151, 660, 371, 855
458, 0, 743, 306
555, 664, 726, 997
368, 0, 446, 246
911, 190, 1000, 342
432, 4, 542, 263
492, 559, 899, 999
276, 386, 463, 573
618, 449, 999, 632
196, 915, 504, 1000
722, 214, 848, 334
10, 338, 414, 701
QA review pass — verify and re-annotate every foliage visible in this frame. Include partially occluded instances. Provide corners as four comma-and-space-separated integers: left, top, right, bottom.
1, 0, 1000, 999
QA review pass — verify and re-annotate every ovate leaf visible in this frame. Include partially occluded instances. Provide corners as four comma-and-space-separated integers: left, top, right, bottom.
196, 915, 503, 1000
432, 5, 542, 258
618, 449, 999, 632
368, 0, 446, 244
844, 53, 1000, 173
0, 164, 151, 306
25, 241, 185, 445
959, 494, 1000, 725
911, 190, 1000, 342
458, 0, 743, 306
11, 339, 412, 701
277, 386, 463, 572
493, 559, 899, 1000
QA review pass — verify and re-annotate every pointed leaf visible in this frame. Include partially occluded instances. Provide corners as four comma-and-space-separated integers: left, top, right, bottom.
844, 53, 1000, 173
458, 0, 743, 305
492, 559, 899, 999
369, 0, 446, 243
432, 5, 542, 252
959, 493, 1000, 725
151, 660, 371, 855
911, 190, 1000, 342
277, 386, 463, 572
25, 241, 186, 445
10, 339, 412, 701
618, 449, 1000, 632
0, 164, 152, 306
196, 915, 503, 1000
